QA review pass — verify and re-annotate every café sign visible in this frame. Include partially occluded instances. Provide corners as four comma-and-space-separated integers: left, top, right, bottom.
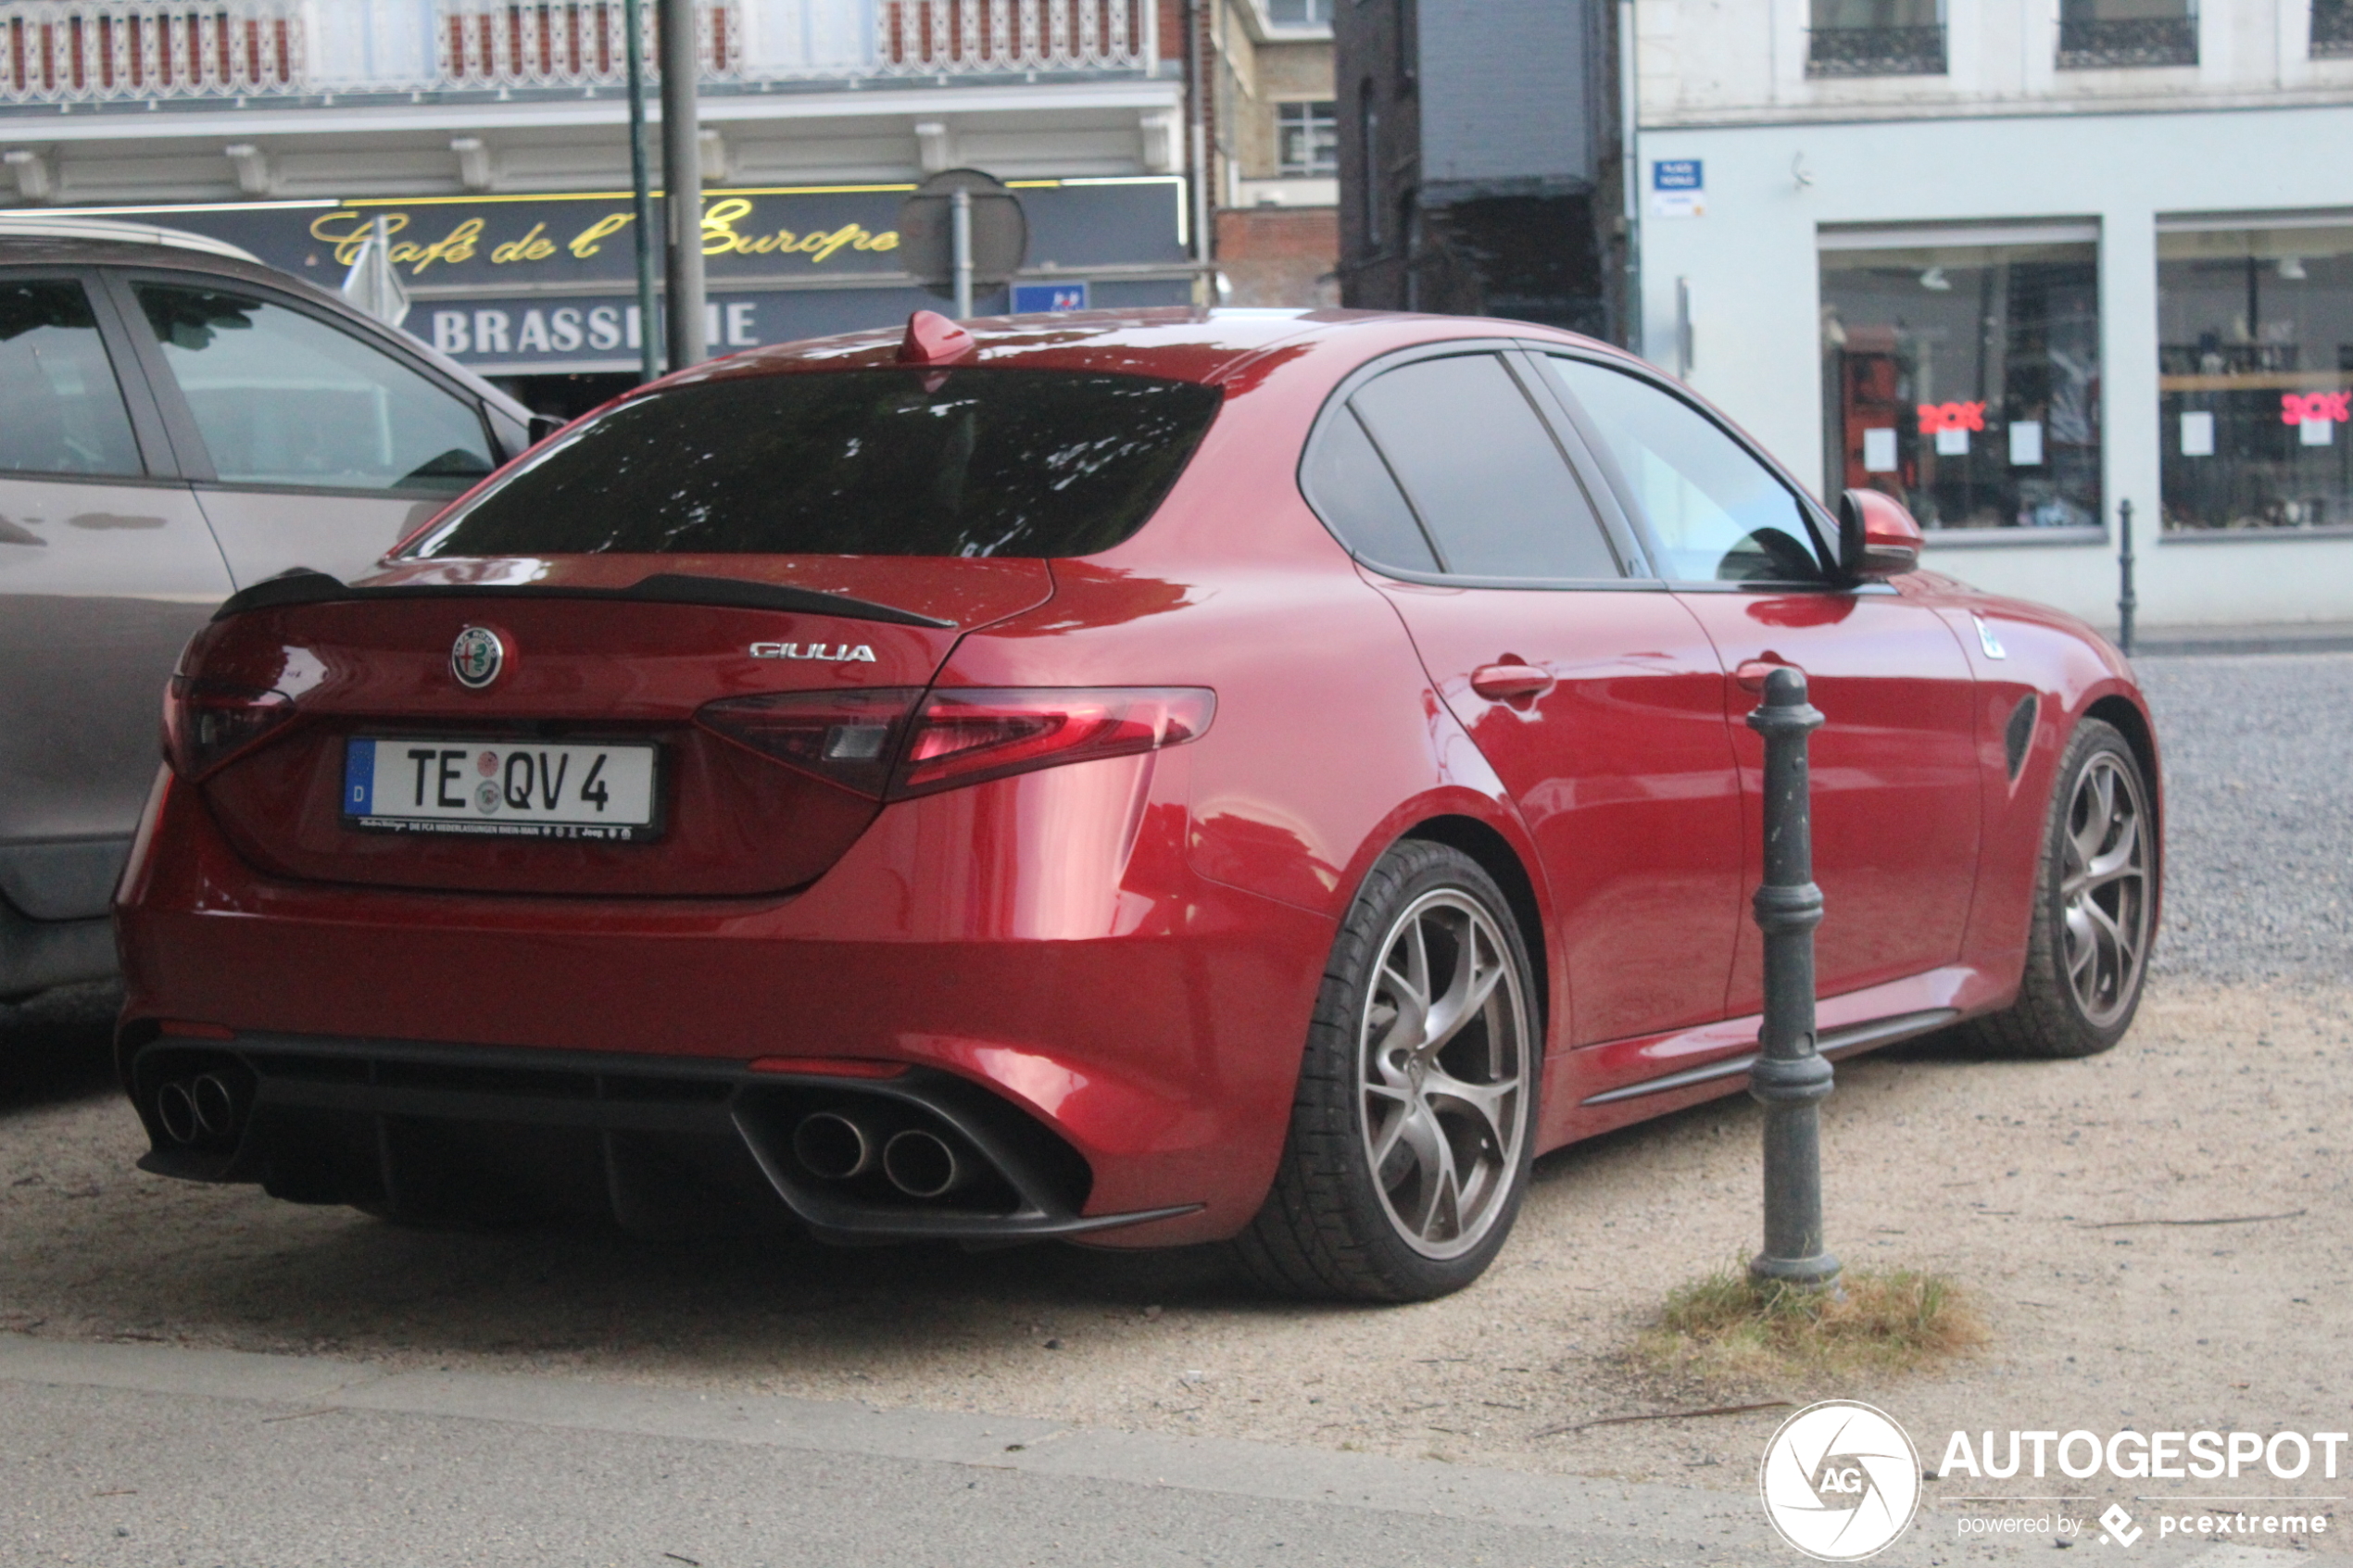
107, 176, 1190, 369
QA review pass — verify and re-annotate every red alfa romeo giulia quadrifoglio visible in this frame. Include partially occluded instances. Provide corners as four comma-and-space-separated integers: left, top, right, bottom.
113, 308, 2158, 1300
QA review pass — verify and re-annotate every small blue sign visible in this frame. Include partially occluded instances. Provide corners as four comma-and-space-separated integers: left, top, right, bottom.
1653, 159, 1704, 192
1012, 282, 1090, 313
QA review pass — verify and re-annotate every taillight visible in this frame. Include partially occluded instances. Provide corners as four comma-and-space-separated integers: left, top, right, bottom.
696, 686, 1214, 800
695, 688, 924, 798
162, 679, 296, 780
892, 687, 1214, 798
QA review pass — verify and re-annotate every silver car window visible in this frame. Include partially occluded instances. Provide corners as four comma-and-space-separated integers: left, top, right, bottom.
132, 282, 495, 494
0, 280, 143, 479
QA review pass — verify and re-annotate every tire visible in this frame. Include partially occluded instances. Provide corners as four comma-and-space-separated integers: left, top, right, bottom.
1964, 718, 2156, 1059
1232, 839, 1541, 1302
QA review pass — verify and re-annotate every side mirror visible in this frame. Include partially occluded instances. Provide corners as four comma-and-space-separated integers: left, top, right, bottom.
526, 412, 568, 446
1837, 487, 1922, 579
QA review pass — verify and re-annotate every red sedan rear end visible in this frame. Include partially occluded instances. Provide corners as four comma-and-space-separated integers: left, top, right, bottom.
114, 307, 2159, 1300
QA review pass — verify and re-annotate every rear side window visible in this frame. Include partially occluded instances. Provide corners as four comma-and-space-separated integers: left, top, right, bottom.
1302, 408, 1438, 571
1346, 354, 1621, 580
410, 369, 1224, 559
0, 280, 142, 479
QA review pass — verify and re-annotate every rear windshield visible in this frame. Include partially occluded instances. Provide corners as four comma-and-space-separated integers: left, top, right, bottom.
407, 367, 1224, 559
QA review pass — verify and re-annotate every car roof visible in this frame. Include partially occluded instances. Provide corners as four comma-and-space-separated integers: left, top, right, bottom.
0, 215, 263, 263
664, 307, 1642, 394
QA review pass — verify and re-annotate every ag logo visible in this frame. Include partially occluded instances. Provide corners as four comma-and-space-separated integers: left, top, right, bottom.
450, 626, 506, 690
1759, 1400, 1922, 1561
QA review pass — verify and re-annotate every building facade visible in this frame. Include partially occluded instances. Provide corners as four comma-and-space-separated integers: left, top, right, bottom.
1633, 0, 2353, 630
0, 0, 1201, 409
1205, 0, 1337, 307
1336, 0, 1621, 337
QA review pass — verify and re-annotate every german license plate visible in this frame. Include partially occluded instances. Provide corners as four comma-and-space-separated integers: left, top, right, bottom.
342, 737, 660, 841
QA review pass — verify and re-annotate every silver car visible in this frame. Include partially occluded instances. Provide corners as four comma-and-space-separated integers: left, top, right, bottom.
0, 220, 537, 999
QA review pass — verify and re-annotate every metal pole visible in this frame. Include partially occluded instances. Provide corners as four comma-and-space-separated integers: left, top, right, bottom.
1184, 0, 1212, 283
1618, 0, 1642, 357
623, 0, 660, 384
1747, 666, 1841, 1292
2116, 496, 2138, 656
950, 186, 974, 320
657, 0, 705, 371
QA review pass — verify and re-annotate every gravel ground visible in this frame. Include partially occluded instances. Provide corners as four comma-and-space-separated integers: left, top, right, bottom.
2136, 652, 2353, 985
4, 653, 2348, 1546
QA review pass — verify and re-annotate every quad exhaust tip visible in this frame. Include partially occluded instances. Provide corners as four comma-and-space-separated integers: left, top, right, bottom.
881, 1128, 968, 1199
790, 1110, 877, 1182
154, 1072, 240, 1146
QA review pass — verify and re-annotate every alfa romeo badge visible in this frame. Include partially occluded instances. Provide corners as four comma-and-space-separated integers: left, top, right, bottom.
450, 626, 506, 690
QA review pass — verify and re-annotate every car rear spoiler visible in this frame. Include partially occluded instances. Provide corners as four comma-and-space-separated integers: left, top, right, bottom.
211, 569, 955, 629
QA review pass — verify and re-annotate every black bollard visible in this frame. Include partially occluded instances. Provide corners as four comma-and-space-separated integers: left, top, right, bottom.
1747, 666, 1841, 1291
2116, 497, 2138, 657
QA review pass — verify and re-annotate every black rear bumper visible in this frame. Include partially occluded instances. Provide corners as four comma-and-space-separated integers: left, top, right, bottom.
127, 1032, 1198, 1245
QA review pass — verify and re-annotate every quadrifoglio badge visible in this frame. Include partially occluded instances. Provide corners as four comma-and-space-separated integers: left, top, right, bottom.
1760, 1401, 1923, 1561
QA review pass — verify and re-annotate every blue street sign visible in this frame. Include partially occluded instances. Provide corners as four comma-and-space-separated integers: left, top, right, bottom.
1012, 282, 1090, 313
1653, 159, 1703, 191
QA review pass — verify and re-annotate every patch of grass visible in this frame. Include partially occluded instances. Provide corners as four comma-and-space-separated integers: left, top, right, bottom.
1637, 1264, 1987, 1386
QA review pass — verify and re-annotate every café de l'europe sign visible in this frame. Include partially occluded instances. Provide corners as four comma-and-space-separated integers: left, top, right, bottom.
303, 186, 907, 284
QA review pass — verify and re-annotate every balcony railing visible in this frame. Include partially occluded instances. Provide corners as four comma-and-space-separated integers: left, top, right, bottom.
1806, 24, 1946, 77
877, 1, 1152, 76
2056, 16, 2197, 69
0, 0, 1157, 107
2313, 0, 2353, 57
436, 3, 739, 93
3, 3, 301, 104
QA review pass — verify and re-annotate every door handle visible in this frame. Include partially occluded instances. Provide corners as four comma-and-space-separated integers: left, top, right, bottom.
1470, 661, 1554, 701
1734, 657, 1804, 693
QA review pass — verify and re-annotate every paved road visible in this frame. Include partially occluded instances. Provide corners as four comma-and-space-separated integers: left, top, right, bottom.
1, 1336, 2309, 1568
2133, 653, 2353, 986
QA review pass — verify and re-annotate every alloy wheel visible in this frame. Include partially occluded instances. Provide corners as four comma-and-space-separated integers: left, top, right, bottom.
2060, 751, 2152, 1029
1359, 889, 1530, 1260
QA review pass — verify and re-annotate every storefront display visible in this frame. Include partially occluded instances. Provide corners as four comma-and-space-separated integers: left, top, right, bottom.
1818, 233, 2102, 532
2158, 222, 2353, 533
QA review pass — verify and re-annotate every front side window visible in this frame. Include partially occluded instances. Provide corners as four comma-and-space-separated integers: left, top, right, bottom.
1818, 236, 2102, 533
410, 369, 1223, 559
1346, 354, 1622, 581
1549, 358, 1828, 583
0, 279, 143, 479
1277, 102, 1339, 177
2160, 224, 2353, 533
134, 282, 495, 494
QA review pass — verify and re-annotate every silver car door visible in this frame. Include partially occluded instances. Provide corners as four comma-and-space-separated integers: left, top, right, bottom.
0, 270, 228, 934
108, 272, 500, 586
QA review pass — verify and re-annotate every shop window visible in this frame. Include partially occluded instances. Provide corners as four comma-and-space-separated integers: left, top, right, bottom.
2057, 0, 2197, 69
1277, 101, 1339, 177
2159, 224, 2353, 533
1807, 0, 1946, 78
1819, 235, 2101, 533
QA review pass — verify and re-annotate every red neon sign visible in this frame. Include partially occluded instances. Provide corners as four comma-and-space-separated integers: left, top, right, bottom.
2280, 391, 2351, 425
1917, 401, 1986, 435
